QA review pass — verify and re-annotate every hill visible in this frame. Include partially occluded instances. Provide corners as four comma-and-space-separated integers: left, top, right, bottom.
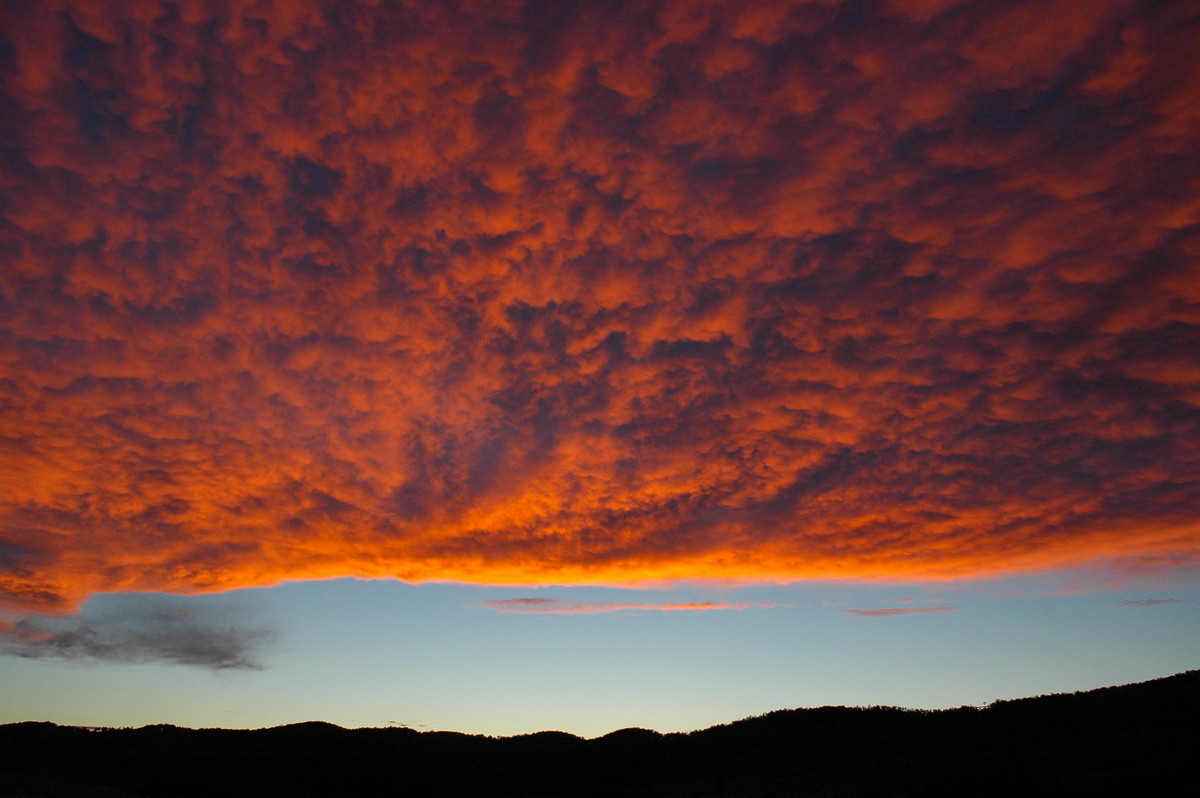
3, 670, 1196, 796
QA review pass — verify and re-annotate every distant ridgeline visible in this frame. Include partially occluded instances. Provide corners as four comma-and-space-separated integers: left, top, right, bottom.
3, 671, 1196, 797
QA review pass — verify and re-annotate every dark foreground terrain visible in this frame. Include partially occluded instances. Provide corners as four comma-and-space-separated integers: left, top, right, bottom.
3, 670, 1196, 797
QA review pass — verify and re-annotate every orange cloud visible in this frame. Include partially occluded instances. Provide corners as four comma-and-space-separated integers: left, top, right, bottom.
1, 1, 1198, 614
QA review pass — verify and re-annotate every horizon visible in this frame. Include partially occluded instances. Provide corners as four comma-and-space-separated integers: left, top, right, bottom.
14, 667, 1198, 738
2, 0, 1199, 738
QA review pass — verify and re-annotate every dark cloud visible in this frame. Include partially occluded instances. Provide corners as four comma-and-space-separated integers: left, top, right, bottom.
1119, 599, 1183, 607
0, 594, 273, 670
0, 0, 1197, 612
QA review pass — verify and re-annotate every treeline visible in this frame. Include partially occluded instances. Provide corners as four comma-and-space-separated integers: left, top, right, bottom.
2, 670, 1195, 796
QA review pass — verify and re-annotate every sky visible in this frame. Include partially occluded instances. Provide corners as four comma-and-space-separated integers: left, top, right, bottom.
0, 0, 1198, 736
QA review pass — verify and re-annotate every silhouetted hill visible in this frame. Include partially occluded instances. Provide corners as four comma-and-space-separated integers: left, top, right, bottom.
3, 671, 1196, 796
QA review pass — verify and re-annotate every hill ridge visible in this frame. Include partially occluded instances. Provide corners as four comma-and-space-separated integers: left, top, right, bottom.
4, 669, 1196, 796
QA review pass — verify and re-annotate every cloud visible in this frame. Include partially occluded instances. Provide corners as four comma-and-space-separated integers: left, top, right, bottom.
478, 598, 778, 615
0, 595, 273, 670
1119, 599, 1183, 607
842, 606, 959, 617
0, 1, 1198, 613
387, 719, 429, 730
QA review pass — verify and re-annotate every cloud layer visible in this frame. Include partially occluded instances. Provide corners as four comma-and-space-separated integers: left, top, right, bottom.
1, 0, 1198, 612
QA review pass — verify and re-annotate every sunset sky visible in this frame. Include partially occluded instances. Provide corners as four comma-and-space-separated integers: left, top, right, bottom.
1, 0, 1198, 736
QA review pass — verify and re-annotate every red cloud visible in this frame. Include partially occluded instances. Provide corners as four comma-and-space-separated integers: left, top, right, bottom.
1, 1, 1198, 614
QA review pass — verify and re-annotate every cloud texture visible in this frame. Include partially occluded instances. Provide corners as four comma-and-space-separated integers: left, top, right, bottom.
1, 0, 1199, 613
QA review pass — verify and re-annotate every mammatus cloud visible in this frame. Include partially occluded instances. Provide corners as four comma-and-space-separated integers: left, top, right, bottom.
1118, 599, 1183, 606
842, 606, 958, 617
1, 1, 1198, 616
0, 595, 273, 670
479, 598, 778, 614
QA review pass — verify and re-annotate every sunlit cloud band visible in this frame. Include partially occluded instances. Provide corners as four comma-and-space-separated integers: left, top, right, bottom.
1, 0, 1198, 614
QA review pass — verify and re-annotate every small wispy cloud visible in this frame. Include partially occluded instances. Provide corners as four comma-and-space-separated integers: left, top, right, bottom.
386, 719, 429, 730
842, 605, 958, 617
1119, 598, 1183, 606
0, 595, 274, 671
477, 598, 781, 615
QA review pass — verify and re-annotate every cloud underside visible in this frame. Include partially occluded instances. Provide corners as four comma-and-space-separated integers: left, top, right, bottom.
1, 0, 1199, 613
